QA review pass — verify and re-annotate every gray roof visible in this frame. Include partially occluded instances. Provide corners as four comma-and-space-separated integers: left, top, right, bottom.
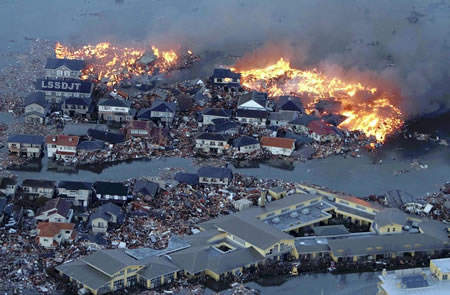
374, 208, 409, 228
289, 114, 318, 126
22, 179, 55, 188
77, 140, 106, 151
238, 91, 267, 108
276, 96, 304, 112
45, 58, 86, 71
38, 197, 71, 218
232, 136, 259, 148
236, 109, 268, 119
89, 202, 124, 225
8, 134, 44, 145
24, 92, 47, 107
196, 132, 228, 142
203, 108, 232, 117
82, 249, 138, 276
198, 166, 233, 180
150, 100, 176, 113
138, 256, 180, 280
133, 180, 159, 197
312, 225, 349, 236
98, 98, 130, 108
56, 259, 111, 290
269, 111, 298, 122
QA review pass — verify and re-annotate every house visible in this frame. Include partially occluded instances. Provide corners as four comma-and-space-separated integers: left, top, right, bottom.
235, 109, 268, 127
0, 177, 17, 196
36, 222, 76, 248
176, 95, 193, 113
62, 96, 92, 118
307, 120, 339, 142
24, 92, 48, 124
45, 58, 86, 79
260, 137, 296, 156
211, 68, 241, 86
237, 91, 268, 110
148, 127, 170, 147
289, 115, 318, 134
275, 96, 304, 113
174, 173, 199, 186
94, 182, 131, 203
195, 133, 229, 154
122, 120, 156, 139
35, 78, 93, 104
269, 111, 299, 127
98, 98, 134, 123
202, 108, 232, 125
147, 100, 177, 125
198, 166, 233, 185
133, 180, 159, 198
7, 134, 44, 158
89, 202, 124, 233
36, 198, 73, 223
314, 100, 341, 114
22, 179, 56, 199
211, 119, 240, 136
77, 140, 106, 153
232, 136, 260, 154
45, 135, 79, 160
58, 181, 93, 207
0, 198, 7, 224
87, 129, 126, 145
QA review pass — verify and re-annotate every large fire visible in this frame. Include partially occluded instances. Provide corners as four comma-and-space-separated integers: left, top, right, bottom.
232, 58, 403, 141
55, 42, 184, 86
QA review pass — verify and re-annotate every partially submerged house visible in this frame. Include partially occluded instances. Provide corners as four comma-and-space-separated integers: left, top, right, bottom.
7, 134, 44, 158
260, 137, 296, 156
35, 78, 93, 104
22, 179, 56, 199
89, 202, 124, 233
57, 181, 93, 208
24, 92, 48, 124
198, 166, 233, 186
195, 133, 229, 154
98, 98, 134, 123
232, 136, 260, 154
93, 182, 131, 203
45, 135, 79, 160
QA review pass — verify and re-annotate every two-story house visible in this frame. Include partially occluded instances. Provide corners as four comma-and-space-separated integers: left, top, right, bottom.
57, 181, 93, 208
7, 134, 44, 158
89, 202, 124, 233
122, 120, 156, 139
237, 91, 268, 111
45, 135, 80, 160
268, 111, 299, 127
36, 197, 73, 223
24, 92, 48, 124
260, 137, 296, 156
35, 78, 93, 104
202, 108, 232, 125
98, 98, 134, 123
45, 58, 86, 79
140, 100, 176, 125
232, 136, 260, 154
37, 222, 76, 248
211, 68, 241, 87
307, 120, 339, 142
289, 115, 318, 134
198, 166, 233, 185
235, 109, 268, 127
62, 96, 92, 118
93, 182, 131, 203
0, 177, 17, 196
275, 96, 304, 113
21, 179, 56, 199
195, 133, 229, 154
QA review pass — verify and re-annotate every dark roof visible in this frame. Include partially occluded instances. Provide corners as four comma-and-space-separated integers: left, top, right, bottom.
198, 166, 233, 180
24, 92, 47, 107
236, 109, 268, 119
89, 202, 124, 225
307, 120, 337, 135
238, 91, 268, 108
98, 98, 130, 108
133, 180, 159, 197
203, 108, 232, 117
35, 78, 92, 94
174, 173, 199, 185
276, 96, 304, 112
232, 136, 259, 148
58, 181, 93, 190
212, 120, 240, 133
64, 96, 91, 106
45, 58, 86, 71
8, 134, 44, 145
374, 208, 409, 228
77, 140, 106, 151
94, 182, 128, 196
314, 100, 341, 113
22, 179, 55, 188
0, 177, 16, 189
322, 114, 347, 126
176, 95, 193, 112
384, 190, 419, 208
312, 225, 349, 236
269, 111, 298, 122
87, 129, 125, 144
0, 198, 7, 214
78, 233, 108, 246
401, 275, 429, 289
196, 132, 228, 142
212, 68, 241, 79
150, 100, 176, 113
289, 114, 318, 126
38, 197, 72, 217
136, 108, 152, 120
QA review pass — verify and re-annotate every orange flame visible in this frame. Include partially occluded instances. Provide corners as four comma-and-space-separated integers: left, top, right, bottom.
232, 58, 403, 142
55, 42, 179, 86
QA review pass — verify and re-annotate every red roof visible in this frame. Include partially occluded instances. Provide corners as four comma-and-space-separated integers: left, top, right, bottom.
37, 222, 75, 237
45, 135, 79, 147
307, 120, 336, 135
260, 137, 295, 149
56, 150, 76, 155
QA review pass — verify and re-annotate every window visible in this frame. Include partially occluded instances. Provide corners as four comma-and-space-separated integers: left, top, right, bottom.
65, 230, 70, 234
127, 275, 137, 287
56, 70, 63, 76
387, 228, 390, 232
443, 274, 448, 280
165, 272, 175, 283
392, 228, 396, 232
113, 279, 124, 290
151, 277, 161, 288
64, 71, 70, 77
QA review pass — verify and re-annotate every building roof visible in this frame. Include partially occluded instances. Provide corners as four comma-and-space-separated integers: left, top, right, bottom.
431, 258, 450, 273
87, 129, 125, 144
212, 68, 241, 79
45, 58, 86, 71
125, 120, 155, 130
98, 98, 130, 108
269, 111, 298, 122
150, 100, 176, 113
63, 96, 91, 106
212, 119, 240, 133
374, 208, 409, 228
289, 114, 319, 126
312, 225, 349, 236
133, 180, 159, 197
7, 134, 44, 145
138, 256, 180, 280
276, 96, 304, 112
314, 100, 341, 113
236, 109, 268, 119
198, 166, 233, 180
203, 108, 232, 117
196, 132, 228, 142
174, 173, 199, 186
82, 249, 138, 276
322, 114, 347, 126
89, 202, 124, 225
232, 136, 259, 148
0, 197, 7, 214
56, 259, 113, 290
0, 177, 16, 189
45, 135, 79, 147
37, 222, 74, 237
260, 137, 295, 149
58, 181, 93, 191
238, 91, 267, 108
37, 197, 72, 218
35, 78, 92, 94
94, 182, 128, 196
136, 108, 152, 120
24, 92, 47, 107
22, 179, 55, 188
77, 140, 106, 151
307, 120, 337, 136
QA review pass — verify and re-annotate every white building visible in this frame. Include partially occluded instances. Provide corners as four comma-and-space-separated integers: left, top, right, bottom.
36, 198, 73, 223
37, 222, 76, 248
195, 133, 229, 154
98, 98, 134, 122
45, 135, 79, 160
260, 137, 296, 156
237, 91, 268, 111
57, 181, 93, 208
45, 58, 86, 79
202, 108, 232, 125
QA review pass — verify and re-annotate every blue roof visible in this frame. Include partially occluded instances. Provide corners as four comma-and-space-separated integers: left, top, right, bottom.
87, 129, 125, 144
232, 136, 259, 148
236, 109, 268, 119
136, 108, 152, 120
35, 78, 92, 94
174, 173, 199, 186
198, 166, 233, 179
150, 100, 176, 113
58, 181, 93, 190
45, 58, 86, 71
276, 96, 304, 112
133, 180, 159, 197
98, 98, 130, 107
203, 108, 232, 117
212, 68, 241, 79
64, 96, 91, 106
24, 92, 47, 107
212, 120, 240, 133
77, 140, 106, 151
401, 275, 429, 288
7, 134, 44, 145
196, 132, 228, 141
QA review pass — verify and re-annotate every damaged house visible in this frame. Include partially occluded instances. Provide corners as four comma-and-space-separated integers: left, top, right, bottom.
122, 120, 156, 139
62, 96, 93, 119
57, 181, 93, 208
0, 177, 17, 196
237, 91, 268, 111
275, 96, 304, 113
36, 197, 73, 223
24, 92, 48, 124
195, 133, 229, 154
37, 222, 76, 248
307, 120, 339, 142
21, 179, 56, 199
89, 202, 124, 233
198, 166, 233, 186
232, 136, 260, 154
235, 109, 268, 127
202, 108, 232, 125
7, 134, 44, 158
94, 181, 131, 203
260, 137, 296, 156
211, 68, 241, 87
